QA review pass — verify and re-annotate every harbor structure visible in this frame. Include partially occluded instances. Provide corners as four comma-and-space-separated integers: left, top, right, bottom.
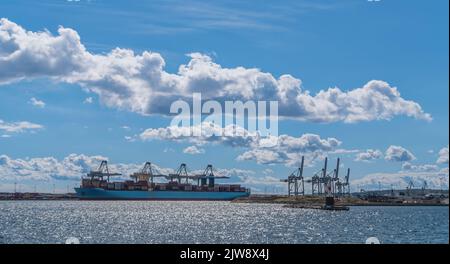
282, 156, 351, 197
75, 161, 250, 200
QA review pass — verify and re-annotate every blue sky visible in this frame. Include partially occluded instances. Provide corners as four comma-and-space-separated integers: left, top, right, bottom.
0, 0, 448, 193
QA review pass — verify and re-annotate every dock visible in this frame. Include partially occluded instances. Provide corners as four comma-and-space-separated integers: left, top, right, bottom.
232, 194, 449, 206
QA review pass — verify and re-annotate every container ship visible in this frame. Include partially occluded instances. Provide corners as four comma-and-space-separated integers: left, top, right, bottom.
75, 161, 250, 200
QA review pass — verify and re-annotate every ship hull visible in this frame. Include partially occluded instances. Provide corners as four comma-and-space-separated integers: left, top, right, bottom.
75, 187, 250, 200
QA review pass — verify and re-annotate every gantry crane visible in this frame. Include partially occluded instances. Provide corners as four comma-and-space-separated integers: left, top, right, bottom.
192, 164, 229, 187
281, 156, 305, 196
167, 163, 188, 183
130, 162, 166, 183
336, 168, 351, 196
422, 180, 428, 195
406, 180, 415, 196
286, 157, 351, 197
87, 160, 121, 182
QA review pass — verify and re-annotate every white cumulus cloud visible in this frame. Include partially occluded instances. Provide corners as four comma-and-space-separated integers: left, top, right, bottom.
140, 122, 258, 147
385, 145, 416, 162
237, 149, 288, 165
183, 145, 205, 155
355, 149, 383, 162
29, 97, 46, 108
0, 18, 432, 123
437, 146, 449, 164
0, 154, 107, 181
0, 153, 166, 181
83, 97, 93, 104
140, 122, 341, 166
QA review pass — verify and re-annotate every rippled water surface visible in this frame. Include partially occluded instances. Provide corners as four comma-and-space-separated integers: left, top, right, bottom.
0, 201, 448, 244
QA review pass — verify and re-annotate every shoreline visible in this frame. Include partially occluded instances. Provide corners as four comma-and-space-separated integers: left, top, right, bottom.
1, 192, 448, 206
232, 195, 449, 207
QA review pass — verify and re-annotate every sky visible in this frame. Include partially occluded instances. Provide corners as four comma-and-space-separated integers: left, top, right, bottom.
0, 0, 448, 193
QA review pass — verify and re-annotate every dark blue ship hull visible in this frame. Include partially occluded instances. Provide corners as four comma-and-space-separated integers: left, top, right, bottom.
75, 187, 250, 200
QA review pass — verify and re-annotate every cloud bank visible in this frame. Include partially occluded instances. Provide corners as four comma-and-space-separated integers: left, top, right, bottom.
0, 153, 258, 184
0, 154, 108, 181
0, 18, 432, 123
140, 121, 341, 166
2, 152, 446, 192
401, 162, 439, 172
352, 170, 449, 191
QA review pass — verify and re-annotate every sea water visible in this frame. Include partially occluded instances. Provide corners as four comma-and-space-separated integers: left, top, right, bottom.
0, 201, 447, 244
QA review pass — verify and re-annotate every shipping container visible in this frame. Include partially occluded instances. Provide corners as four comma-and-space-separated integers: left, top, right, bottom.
114, 182, 124, 190
92, 181, 100, 188
137, 181, 148, 186
219, 186, 231, 192
82, 179, 91, 187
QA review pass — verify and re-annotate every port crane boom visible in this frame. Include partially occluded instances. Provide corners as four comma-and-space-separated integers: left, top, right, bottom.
87, 160, 121, 182
281, 156, 305, 196
130, 162, 166, 183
